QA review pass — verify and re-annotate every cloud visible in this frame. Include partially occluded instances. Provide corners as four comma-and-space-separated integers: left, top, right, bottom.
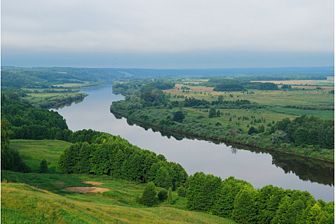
2, 0, 334, 54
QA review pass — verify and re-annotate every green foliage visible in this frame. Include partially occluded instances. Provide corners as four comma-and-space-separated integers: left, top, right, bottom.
211, 177, 251, 218
248, 126, 258, 135
172, 111, 185, 123
209, 108, 217, 118
274, 115, 334, 149
140, 182, 157, 206
186, 172, 221, 211
177, 186, 187, 197
39, 160, 48, 173
59, 130, 187, 188
168, 187, 173, 204
140, 85, 167, 106
1, 121, 30, 173
1, 91, 69, 140
157, 189, 168, 201
231, 186, 258, 224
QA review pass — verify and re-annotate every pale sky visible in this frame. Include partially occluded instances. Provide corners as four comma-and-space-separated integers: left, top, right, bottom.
2, 0, 334, 67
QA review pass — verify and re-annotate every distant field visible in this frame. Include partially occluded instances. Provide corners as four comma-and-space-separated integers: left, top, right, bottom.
253, 78, 334, 86
165, 80, 334, 120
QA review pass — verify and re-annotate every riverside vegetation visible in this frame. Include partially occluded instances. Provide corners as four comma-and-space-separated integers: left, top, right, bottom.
2, 94, 334, 224
1, 67, 334, 223
110, 78, 334, 162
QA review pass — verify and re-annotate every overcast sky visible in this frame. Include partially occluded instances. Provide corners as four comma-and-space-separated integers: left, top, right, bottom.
2, 0, 334, 68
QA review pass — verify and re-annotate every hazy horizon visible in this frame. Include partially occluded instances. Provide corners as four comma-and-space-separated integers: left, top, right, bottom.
2, 0, 334, 68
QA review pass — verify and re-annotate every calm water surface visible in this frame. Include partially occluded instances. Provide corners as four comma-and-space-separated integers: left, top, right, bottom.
56, 85, 334, 201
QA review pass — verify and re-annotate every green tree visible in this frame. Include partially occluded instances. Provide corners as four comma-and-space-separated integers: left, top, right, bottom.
186, 172, 221, 211
208, 108, 217, 118
172, 111, 185, 123
177, 186, 186, 197
39, 159, 48, 173
167, 187, 173, 204
157, 189, 168, 202
232, 186, 258, 224
154, 166, 172, 189
140, 182, 157, 206
248, 126, 258, 135
211, 177, 251, 218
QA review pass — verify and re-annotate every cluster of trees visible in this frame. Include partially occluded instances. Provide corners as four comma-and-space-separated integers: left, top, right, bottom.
183, 97, 254, 109
1, 91, 69, 140
209, 78, 279, 92
186, 172, 334, 224
59, 130, 187, 189
273, 116, 334, 149
140, 85, 167, 106
139, 182, 173, 206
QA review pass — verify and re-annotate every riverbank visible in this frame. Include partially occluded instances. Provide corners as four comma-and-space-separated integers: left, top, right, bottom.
110, 104, 334, 163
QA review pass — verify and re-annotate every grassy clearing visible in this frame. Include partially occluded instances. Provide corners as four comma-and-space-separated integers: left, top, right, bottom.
9, 139, 71, 173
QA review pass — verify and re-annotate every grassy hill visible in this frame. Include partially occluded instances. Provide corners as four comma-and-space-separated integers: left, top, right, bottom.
2, 140, 235, 224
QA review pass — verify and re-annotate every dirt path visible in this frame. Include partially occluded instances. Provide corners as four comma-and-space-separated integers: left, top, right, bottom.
65, 186, 109, 193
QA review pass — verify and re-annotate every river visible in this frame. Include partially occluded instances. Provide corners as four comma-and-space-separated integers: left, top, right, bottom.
56, 85, 334, 201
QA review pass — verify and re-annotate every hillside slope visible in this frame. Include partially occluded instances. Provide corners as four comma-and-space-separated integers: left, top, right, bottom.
2, 182, 234, 224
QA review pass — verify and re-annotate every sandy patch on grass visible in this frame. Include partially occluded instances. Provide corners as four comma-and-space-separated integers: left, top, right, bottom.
83, 181, 103, 186
65, 186, 109, 193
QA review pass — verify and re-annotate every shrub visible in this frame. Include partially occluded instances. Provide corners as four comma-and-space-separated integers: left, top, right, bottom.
177, 186, 187, 197
157, 189, 168, 201
140, 182, 157, 206
39, 159, 48, 173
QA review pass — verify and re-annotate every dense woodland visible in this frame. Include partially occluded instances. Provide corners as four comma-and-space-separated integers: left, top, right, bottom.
1, 91, 70, 140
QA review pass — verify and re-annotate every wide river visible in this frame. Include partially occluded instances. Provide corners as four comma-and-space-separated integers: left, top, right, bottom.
56, 85, 334, 201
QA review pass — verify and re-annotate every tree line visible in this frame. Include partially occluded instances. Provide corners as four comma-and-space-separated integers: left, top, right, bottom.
273, 116, 334, 149
185, 172, 333, 224
59, 130, 188, 190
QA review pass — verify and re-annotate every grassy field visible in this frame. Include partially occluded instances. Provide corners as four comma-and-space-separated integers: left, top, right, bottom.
24, 91, 87, 108
165, 81, 334, 120
2, 140, 235, 224
9, 139, 72, 173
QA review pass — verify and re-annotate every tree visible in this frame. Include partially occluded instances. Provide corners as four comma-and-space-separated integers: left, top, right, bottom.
154, 166, 172, 189
157, 189, 168, 202
172, 111, 185, 123
177, 186, 186, 197
248, 126, 258, 135
211, 177, 251, 218
186, 172, 221, 211
39, 159, 48, 173
140, 182, 157, 206
208, 108, 217, 118
167, 187, 173, 204
232, 186, 258, 224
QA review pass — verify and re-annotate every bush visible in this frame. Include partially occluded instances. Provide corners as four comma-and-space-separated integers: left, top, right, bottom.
157, 189, 168, 201
177, 186, 187, 197
140, 182, 157, 206
39, 159, 48, 173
